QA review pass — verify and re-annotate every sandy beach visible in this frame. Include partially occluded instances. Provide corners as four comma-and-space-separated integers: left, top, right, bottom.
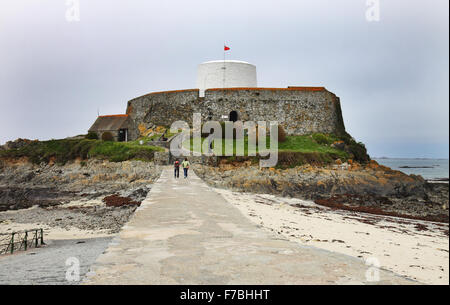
0, 198, 132, 241
215, 188, 449, 285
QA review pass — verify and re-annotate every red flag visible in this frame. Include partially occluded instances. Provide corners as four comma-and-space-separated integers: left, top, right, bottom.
224, 45, 230, 51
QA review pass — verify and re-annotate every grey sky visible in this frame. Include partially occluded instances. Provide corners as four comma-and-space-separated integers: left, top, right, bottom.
0, 0, 448, 158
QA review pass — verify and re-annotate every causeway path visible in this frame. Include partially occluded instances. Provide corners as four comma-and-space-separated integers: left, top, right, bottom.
84, 167, 414, 285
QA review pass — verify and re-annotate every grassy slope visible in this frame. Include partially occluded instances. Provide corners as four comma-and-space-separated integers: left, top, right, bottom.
183, 134, 351, 163
278, 134, 345, 156
1, 133, 367, 167
0, 138, 164, 164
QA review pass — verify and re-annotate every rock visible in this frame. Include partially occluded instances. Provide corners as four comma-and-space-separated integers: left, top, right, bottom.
3, 138, 37, 150
154, 152, 170, 165
331, 141, 345, 150
339, 162, 350, 170
194, 163, 448, 222
0, 159, 162, 211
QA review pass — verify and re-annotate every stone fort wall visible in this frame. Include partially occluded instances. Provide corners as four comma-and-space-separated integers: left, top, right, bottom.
125, 87, 346, 140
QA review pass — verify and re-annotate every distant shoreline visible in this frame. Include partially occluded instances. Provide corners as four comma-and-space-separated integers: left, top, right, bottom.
374, 158, 449, 181
374, 157, 449, 160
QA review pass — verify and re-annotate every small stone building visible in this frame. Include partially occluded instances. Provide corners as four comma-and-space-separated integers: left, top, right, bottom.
88, 114, 130, 142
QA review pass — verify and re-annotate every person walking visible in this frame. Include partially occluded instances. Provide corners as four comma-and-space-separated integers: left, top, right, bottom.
174, 160, 180, 179
181, 158, 190, 179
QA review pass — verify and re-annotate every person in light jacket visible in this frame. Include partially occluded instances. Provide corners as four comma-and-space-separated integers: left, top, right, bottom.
181, 158, 190, 179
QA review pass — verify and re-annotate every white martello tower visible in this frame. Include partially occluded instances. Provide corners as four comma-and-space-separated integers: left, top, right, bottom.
196, 60, 257, 97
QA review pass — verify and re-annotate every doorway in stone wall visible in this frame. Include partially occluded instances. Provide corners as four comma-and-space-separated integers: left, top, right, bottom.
118, 129, 128, 142
229, 111, 238, 122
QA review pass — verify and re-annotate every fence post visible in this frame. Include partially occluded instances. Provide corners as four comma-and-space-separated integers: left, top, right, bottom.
10, 233, 14, 254
35, 230, 38, 247
24, 231, 28, 251
40, 229, 44, 245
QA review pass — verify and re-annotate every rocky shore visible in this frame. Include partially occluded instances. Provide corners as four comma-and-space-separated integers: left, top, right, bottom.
0, 159, 162, 235
194, 160, 449, 223
0, 159, 161, 210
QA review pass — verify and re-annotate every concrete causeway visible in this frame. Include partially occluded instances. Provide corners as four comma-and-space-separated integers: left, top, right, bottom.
84, 167, 414, 285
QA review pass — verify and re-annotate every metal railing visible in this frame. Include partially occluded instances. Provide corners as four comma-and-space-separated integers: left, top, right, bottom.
0, 229, 44, 255
158, 128, 168, 141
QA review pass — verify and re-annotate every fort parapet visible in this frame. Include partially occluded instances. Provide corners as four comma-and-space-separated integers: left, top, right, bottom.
125, 87, 346, 141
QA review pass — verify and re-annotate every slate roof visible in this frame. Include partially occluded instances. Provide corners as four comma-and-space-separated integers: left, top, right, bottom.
88, 115, 129, 132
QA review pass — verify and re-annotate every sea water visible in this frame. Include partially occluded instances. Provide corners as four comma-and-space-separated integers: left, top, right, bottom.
374, 158, 449, 181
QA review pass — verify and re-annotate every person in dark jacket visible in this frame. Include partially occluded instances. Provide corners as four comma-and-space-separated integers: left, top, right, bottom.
174, 160, 180, 178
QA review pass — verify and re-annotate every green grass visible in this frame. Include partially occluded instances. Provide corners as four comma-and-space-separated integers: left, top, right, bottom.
148, 134, 163, 141
180, 133, 356, 167
89, 140, 164, 162
278, 134, 347, 158
183, 137, 260, 156
1, 132, 366, 167
183, 134, 349, 159
0, 138, 164, 165
135, 129, 179, 143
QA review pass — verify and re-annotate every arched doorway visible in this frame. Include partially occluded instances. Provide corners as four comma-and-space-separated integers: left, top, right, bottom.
229, 111, 238, 122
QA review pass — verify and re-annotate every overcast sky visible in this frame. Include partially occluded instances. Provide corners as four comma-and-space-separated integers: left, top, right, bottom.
0, 0, 448, 158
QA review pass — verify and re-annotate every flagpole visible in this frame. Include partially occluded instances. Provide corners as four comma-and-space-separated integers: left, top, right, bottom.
223, 43, 226, 89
